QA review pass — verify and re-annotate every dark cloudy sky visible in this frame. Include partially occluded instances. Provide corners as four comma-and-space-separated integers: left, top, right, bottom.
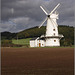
1, 0, 74, 32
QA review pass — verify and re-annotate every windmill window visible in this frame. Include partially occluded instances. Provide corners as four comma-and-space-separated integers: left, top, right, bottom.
53, 29, 55, 31
54, 40, 56, 42
54, 33, 55, 35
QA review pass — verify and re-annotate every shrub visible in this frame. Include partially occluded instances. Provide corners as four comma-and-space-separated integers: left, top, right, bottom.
1, 40, 12, 44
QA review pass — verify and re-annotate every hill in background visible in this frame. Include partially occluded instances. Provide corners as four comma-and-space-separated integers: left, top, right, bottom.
1, 25, 74, 46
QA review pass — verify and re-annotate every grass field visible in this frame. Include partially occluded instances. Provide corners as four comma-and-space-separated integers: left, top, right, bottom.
12, 38, 74, 48
1, 47, 74, 75
12, 38, 31, 45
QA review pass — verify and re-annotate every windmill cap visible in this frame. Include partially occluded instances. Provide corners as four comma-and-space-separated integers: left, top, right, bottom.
50, 14, 58, 19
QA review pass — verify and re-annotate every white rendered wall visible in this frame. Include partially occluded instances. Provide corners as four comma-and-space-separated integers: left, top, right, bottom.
30, 39, 38, 47
45, 14, 60, 47
30, 38, 60, 47
35, 39, 38, 47
46, 14, 59, 37
45, 38, 60, 46
30, 40, 35, 47
37, 40, 45, 47
30, 40, 45, 47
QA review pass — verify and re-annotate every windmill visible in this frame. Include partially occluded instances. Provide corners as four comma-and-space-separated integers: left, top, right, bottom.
38, 3, 64, 46
30, 3, 64, 47
39, 3, 60, 36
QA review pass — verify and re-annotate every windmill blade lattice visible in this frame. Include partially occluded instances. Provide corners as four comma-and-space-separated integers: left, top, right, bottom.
39, 17, 47, 28
40, 6, 48, 15
49, 3, 60, 15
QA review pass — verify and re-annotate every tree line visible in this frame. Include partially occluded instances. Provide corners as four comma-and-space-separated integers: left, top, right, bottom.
1, 25, 74, 46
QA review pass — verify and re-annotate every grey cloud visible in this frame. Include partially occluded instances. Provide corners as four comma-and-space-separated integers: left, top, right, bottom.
1, 0, 74, 32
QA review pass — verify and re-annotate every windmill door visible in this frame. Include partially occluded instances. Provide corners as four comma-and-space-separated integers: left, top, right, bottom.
39, 43, 41, 47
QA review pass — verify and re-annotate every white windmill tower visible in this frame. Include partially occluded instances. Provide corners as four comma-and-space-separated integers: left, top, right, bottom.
38, 3, 64, 46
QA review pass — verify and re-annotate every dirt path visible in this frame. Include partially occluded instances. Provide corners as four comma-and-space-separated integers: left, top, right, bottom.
1, 47, 74, 75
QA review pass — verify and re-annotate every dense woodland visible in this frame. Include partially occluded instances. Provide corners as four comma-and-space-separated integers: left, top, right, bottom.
1, 25, 74, 46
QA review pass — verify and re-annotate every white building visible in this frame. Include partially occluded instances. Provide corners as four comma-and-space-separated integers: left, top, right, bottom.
30, 34, 63, 47
30, 3, 64, 47
30, 37, 45, 47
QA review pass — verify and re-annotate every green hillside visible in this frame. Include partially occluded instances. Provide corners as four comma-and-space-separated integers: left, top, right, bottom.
17, 25, 74, 46
12, 38, 31, 45
17, 26, 46, 38
1, 25, 74, 46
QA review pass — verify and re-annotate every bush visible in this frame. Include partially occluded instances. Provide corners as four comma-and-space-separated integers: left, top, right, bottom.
60, 38, 72, 47
1, 44, 23, 47
1, 40, 29, 47
1, 40, 12, 44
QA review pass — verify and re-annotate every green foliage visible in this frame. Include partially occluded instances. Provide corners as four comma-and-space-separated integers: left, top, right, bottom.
58, 26, 74, 46
17, 26, 46, 38
1, 40, 25, 47
1, 40, 12, 47
60, 38, 72, 46
1, 25, 74, 47
1, 40, 12, 44
1, 32, 17, 40
17, 25, 74, 46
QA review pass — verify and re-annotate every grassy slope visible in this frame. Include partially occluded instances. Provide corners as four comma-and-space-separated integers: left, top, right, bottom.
12, 38, 31, 45
12, 38, 74, 48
